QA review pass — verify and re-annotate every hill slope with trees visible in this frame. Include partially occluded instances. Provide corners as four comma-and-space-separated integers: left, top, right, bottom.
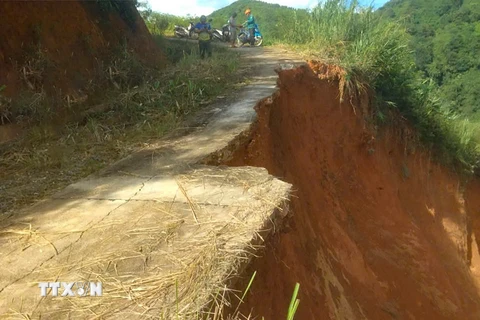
209, 0, 480, 123
379, 0, 480, 120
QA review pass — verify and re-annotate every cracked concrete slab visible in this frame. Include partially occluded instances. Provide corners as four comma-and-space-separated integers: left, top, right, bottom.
0, 167, 291, 319
52, 176, 147, 200
0, 47, 300, 319
0, 199, 125, 290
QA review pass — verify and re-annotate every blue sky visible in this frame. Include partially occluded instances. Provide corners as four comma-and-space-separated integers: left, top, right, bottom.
146, 0, 390, 17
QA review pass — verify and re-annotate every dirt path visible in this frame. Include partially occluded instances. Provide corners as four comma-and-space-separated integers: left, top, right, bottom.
0, 46, 303, 319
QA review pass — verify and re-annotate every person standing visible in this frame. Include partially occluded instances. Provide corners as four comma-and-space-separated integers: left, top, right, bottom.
194, 15, 212, 59
228, 12, 242, 48
244, 8, 255, 46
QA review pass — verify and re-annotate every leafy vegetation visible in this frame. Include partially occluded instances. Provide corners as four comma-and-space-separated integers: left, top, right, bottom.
95, 0, 141, 30
287, 282, 301, 320
379, 0, 480, 122
140, 10, 196, 36
292, 0, 479, 172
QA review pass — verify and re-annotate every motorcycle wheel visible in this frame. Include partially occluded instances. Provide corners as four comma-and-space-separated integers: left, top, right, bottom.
237, 32, 247, 47
254, 36, 263, 46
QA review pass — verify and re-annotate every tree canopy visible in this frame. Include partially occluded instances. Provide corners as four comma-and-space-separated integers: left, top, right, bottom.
379, 0, 480, 120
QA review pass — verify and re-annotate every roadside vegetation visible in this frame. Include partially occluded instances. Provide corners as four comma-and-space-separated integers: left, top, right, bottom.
380, 0, 480, 122
198, 271, 300, 320
0, 40, 246, 215
141, 10, 197, 36
280, 0, 480, 173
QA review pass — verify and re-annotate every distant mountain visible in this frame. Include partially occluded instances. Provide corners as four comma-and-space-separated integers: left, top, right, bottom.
208, 0, 310, 44
379, 0, 480, 119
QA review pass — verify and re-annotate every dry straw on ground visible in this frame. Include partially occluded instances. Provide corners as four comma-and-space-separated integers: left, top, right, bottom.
2, 167, 291, 320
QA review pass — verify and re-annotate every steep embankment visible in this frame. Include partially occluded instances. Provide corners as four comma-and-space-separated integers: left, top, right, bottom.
0, 0, 164, 104
210, 64, 480, 319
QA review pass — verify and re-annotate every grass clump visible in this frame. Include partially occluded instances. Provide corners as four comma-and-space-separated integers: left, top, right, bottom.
284, 0, 479, 173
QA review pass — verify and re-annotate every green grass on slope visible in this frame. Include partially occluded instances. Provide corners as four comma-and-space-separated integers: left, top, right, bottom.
282, 0, 480, 174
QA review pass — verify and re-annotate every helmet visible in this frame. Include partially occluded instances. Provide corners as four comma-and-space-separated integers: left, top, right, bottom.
245, 9, 251, 15
200, 15, 207, 22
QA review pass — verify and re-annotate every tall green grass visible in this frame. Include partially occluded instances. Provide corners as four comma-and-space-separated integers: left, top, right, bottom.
285, 0, 479, 173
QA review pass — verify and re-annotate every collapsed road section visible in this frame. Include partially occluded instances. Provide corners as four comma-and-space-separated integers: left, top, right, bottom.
0, 49, 301, 319
5, 50, 480, 320
204, 63, 480, 319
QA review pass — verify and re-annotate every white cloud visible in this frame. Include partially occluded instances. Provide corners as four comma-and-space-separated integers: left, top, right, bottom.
147, 0, 216, 17
144, 0, 385, 17
145, 0, 316, 17
260, 0, 318, 9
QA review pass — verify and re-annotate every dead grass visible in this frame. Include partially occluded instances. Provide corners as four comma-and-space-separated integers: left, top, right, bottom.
0, 42, 248, 215
307, 60, 348, 101
1, 168, 291, 320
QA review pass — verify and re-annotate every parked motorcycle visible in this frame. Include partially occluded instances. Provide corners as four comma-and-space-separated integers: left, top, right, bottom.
221, 23, 231, 42
211, 28, 224, 41
174, 22, 195, 39
237, 24, 263, 47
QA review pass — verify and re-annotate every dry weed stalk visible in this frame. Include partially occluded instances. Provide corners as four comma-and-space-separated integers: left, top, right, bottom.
0, 95, 12, 124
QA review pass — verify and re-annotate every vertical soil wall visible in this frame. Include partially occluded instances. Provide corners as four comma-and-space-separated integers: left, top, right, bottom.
214, 65, 480, 319
0, 0, 164, 97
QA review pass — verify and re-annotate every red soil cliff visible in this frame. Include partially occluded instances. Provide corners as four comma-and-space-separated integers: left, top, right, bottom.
222, 64, 480, 319
0, 0, 164, 98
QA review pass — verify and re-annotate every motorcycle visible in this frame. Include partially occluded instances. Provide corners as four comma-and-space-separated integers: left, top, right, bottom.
174, 22, 195, 39
237, 24, 263, 47
211, 28, 224, 41
221, 23, 231, 42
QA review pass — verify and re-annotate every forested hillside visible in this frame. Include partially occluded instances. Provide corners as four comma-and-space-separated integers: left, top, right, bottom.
379, 0, 480, 120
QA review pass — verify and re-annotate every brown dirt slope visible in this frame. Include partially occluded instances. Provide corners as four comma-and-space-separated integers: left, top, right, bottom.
0, 0, 164, 98
220, 64, 480, 319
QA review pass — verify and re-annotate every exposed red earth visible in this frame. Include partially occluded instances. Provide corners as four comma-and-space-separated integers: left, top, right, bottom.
222, 63, 480, 319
